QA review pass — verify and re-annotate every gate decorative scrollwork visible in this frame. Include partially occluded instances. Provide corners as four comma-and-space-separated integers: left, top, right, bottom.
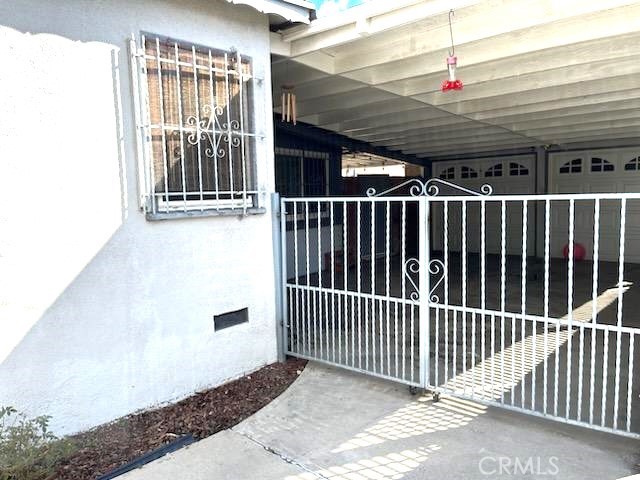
403, 258, 447, 303
366, 178, 492, 198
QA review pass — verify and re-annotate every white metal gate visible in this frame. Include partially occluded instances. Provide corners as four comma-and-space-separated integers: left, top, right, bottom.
279, 179, 640, 438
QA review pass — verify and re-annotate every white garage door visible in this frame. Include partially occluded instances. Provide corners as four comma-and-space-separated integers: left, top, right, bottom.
432, 155, 536, 255
549, 148, 640, 263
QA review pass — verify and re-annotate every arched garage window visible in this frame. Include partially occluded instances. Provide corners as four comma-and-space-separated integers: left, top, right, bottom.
591, 157, 614, 172
461, 166, 478, 179
559, 158, 582, 174
624, 157, 640, 171
439, 166, 455, 180
485, 163, 502, 177
509, 162, 529, 176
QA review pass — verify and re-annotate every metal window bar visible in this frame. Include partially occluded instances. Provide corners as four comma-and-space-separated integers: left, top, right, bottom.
132, 35, 261, 214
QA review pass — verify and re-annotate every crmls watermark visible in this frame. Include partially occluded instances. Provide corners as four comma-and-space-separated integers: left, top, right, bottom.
479, 456, 560, 476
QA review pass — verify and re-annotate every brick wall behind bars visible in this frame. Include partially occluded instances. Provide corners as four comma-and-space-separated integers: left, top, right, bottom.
0, 0, 277, 435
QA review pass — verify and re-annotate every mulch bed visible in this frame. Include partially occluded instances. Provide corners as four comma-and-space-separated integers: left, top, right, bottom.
56, 358, 307, 480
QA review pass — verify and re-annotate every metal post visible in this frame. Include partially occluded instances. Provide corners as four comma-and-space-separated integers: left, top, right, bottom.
418, 196, 430, 388
272, 192, 287, 362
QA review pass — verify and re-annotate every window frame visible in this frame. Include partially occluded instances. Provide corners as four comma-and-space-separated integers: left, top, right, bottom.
130, 33, 264, 219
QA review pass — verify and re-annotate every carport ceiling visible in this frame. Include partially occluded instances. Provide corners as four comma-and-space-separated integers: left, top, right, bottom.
271, 0, 640, 158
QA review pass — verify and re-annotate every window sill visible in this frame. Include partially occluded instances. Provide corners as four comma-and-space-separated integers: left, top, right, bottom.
146, 207, 266, 221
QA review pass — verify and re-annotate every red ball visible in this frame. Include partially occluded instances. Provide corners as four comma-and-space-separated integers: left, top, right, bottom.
563, 243, 586, 261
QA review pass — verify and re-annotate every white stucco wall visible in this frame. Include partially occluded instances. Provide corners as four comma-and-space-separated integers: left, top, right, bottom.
0, 0, 278, 435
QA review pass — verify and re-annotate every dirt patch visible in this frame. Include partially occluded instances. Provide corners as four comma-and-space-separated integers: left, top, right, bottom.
57, 358, 306, 480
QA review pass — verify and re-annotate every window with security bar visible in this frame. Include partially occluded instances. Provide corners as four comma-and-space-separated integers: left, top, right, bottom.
132, 34, 260, 215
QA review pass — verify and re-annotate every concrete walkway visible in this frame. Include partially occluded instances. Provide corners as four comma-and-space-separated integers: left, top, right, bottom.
121, 363, 640, 480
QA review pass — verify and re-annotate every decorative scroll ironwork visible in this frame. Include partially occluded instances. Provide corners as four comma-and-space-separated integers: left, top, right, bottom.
427, 259, 446, 303
366, 178, 493, 198
404, 258, 421, 301
184, 104, 240, 160
403, 258, 447, 303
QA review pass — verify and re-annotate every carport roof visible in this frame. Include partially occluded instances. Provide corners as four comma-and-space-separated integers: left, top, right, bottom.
271, 0, 640, 158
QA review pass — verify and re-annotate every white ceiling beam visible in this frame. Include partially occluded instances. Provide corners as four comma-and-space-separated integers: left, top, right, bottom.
535, 126, 640, 143
406, 139, 541, 156
370, 126, 510, 147
473, 99, 640, 126
376, 33, 640, 97
293, 87, 397, 117
272, 76, 364, 105
470, 88, 640, 120
311, 98, 425, 127
549, 133, 640, 147
270, 60, 329, 86
283, 0, 483, 57
505, 110, 640, 133
339, 106, 461, 132
354, 120, 488, 142
347, 103, 640, 141
334, 2, 640, 79
521, 119, 640, 139
399, 133, 533, 151
416, 142, 539, 158
412, 56, 640, 106
417, 73, 640, 116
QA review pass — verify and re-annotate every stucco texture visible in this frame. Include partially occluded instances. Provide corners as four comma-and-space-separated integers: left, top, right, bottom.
0, 0, 278, 434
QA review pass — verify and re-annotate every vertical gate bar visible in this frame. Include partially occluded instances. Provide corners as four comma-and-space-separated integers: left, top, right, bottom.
481, 200, 486, 399
464, 200, 472, 397
312, 288, 317, 357
411, 303, 415, 384
402, 201, 407, 380
293, 202, 300, 353
331, 202, 336, 362
371, 202, 376, 371
578, 318, 585, 420
379, 299, 383, 375
544, 199, 550, 414
512, 313, 516, 406
324, 293, 329, 361
190, 47, 203, 207
317, 201, 322, 358
305, 201, 311, 355
419, 197, 429, 388
501, 200, 506, 404
435, 307, 440, 387
279, 196, 288, 360
602, 326, 609, 427
626, 334, 634, 432
394, 301, 399, 377
521, 199, 528, 408
446, 201, 455, 392
342, 201, 347, 364
491, 313, 495, 400
613, 198, 626, 429
357, 201, 362, 368
566, 199, 575, 420
589, 199, 600, 424
445, 308, 450, 384
386, 201, 391, 376
351, 295, 356, 367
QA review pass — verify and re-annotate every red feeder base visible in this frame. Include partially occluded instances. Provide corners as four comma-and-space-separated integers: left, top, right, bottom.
441, 79, 463, 92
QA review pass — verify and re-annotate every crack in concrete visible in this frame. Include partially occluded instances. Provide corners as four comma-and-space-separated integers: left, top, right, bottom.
233, 429, 330, 480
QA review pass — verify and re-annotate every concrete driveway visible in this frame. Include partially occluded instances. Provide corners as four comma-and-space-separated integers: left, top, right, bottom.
121, 362, 640, 480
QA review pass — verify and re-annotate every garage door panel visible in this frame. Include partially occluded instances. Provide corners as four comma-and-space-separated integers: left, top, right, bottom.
550, 148, 640, 264
432, 155, 535, 256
